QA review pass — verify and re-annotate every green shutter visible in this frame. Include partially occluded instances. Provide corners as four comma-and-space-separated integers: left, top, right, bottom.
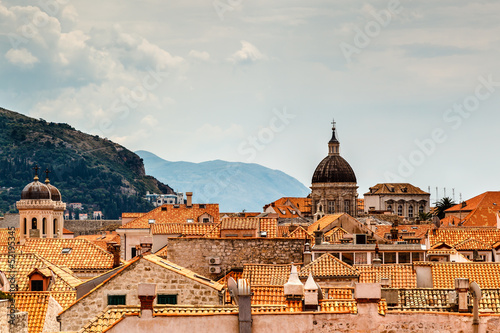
108, 295, 126, 305
157, 294, 177, 305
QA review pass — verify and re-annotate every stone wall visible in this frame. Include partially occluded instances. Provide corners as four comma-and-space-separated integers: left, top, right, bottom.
59, 257, 221, 331
43, 296, 63, 332
64, 220, 122, 236
0, 300, 28, 333
107, 303, 500, 333
167, 238, 305, 278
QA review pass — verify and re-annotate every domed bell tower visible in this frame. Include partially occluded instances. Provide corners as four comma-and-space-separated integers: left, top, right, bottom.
17, 166, 66, 243
311, 120, 358, 221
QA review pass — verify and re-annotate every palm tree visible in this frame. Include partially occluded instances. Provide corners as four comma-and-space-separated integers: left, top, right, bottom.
434, 197, 456, 220
418, 211, 433, 222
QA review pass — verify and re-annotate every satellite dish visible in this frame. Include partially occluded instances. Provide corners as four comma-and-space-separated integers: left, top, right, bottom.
317, 284, 323, 300
228, 277, 239, 305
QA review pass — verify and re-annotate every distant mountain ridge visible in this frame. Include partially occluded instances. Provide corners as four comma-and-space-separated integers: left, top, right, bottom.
136, 150, 310, 212
0, 107, 171, 218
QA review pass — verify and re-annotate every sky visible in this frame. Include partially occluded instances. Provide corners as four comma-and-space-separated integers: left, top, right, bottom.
1, 0, 500, 204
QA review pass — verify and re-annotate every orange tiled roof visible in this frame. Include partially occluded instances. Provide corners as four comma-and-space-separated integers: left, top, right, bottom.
265, 197, 312, 215
12, 292, 51, 333
204, 222, 222, 238
414, 262, 500, 288
324, 226, 348, 244
75, 232, 121, 251
288, 226, 313, 240
221, 218, 259, 230
277, 225, 290, 237
121, 212, 146, 218
121, 204, 220, 229
428, 227, 500, 248
323, 287, 354, 300
242, 264, 294, 286
252, 286, 286, 305
300, 253, 359, 279
259, 218, 277, 238
440, 216, 462, 227
319, 300, 357, 313
151, 223, 217, 236
445, 191, 500, 227
0, 228, 20, 245
374, 224, 434, 243
307, 213, 344, 234
154, 244, 168, 258
365, 183, 429, 195
355, 264, 416, 288
21, 238, 114, 271
454, 238, 492, 251
0, 252, 82, 291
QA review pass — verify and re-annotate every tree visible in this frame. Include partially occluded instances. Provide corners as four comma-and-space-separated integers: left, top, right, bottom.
434, 197, 456, 220
418, 211, 433, 222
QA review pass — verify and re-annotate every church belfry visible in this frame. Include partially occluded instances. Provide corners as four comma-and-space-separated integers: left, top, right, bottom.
311, 120, 358, 221
17, 166, 66, 243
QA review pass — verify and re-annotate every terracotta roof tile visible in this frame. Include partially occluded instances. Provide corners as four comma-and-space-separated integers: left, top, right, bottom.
259, 218, 277, 238
445, 192, 500, 227
21, 238, 114, 271
364, 183, 429, 196
0, 228, 20, 245
251, 286, 286, 305
277, 225, 290, 237
387, 289, 451, 312
154, 245, 168, 258
12, 292, 51, 333
300, 253, 359, 279
221, 218, 259, 230
429, 227, 500, 248
324, 226, 348, 244
307, 214, 344, 234
454, 238, 491, 251
413, 262, 500, 288
319, 300, 357, 313
374, 224, 433, 244
151, 223, 217, 236
323, 287, 354, 300
265, 197, 312, 215
355, 264, 416, 288
203, 222, 222, 238
242, 264, 294, 286
75, 232, 121, 251
288, 226, 314, 240
121, 204, 219, 229
0, 252, 82, 291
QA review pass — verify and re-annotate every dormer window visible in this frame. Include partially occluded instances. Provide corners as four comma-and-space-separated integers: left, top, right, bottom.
61, 248, 72, 254
28, 268, 51, 291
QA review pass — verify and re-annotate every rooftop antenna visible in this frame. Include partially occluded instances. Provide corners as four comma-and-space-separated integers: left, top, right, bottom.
436, 187, 438, 202
452, 188, 455, 202
444, 187, 446, 198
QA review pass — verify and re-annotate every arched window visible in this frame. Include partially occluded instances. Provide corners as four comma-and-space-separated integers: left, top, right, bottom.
397, 205, 403, 216
23, 218, 27, 235
408, 206, 414, 218
327, 200, 335, 214
42, 218, 47, 235
53, 219, 57, 235
344, 200, 350, 214
387, 205, 392, 212
419, 206, 424, 214
31, 218, 37, 230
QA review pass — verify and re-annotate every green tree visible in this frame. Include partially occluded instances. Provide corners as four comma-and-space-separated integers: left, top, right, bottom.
418, 211, 433, 221
434, 197, 456, 220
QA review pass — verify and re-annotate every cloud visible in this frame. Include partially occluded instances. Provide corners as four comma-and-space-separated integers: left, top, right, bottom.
5, 48, 39, 68
228, 41, 267, 65
188, 50, 210, 61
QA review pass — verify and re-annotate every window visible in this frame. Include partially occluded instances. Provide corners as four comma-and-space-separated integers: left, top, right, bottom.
42, 218, 46, 235
108, 295, 126, 305
419, 206, 424, 214
354, 253, 367, 264
344, 200, 350, 214
157, 294, 177, 305
327, 200, 336, 214
148, 219, 156, 224
341, 253, 353, 266
384, 252, 396, 264
202, 218, 210, 223
412, 252, 422, 262
131, 247, 137, 258
61, 248, 72, 254
397, 205, 403, 216
31, 280, 44, 291
32, 218, 37, 229
408, 206, 414, 218
187, 219, 194, 223
23, 218, 27, 235
53, 219, 57, 235
199, 204, 206, 209
398, 252, 411, 264
387, 205, 392, 212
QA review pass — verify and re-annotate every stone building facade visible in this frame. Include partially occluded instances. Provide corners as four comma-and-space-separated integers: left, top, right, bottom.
311, 121, 358, 221
167, 238, 305, 278
59, 254, 222, 332
363, 183, 430, 220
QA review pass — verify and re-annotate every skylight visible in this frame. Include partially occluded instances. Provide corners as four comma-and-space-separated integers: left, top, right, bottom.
61, 248, 72, 254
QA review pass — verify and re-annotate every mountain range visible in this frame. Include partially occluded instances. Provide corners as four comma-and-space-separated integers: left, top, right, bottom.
137, 150, 310, 212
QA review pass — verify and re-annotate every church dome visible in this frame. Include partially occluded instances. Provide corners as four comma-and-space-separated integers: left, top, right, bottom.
312, 155, 357, 183
45, 181, 62, 201
21, 176, 51, 200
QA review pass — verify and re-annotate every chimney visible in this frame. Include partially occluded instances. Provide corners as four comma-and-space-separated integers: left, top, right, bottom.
303, 242, 312, 266
313, 226, 324, 245
139, 237, 153, 255
186, 192, 193, 208
284, 264, 304, 300
237, 279, 252, 333
107, 242, 121, 268
138, 283, 157, 318
372, 242, 382, 267
303, 273, 319, 311
455, 278, 469, 312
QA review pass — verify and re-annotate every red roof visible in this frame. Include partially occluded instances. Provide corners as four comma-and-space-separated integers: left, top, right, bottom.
445, 191, 500, 227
